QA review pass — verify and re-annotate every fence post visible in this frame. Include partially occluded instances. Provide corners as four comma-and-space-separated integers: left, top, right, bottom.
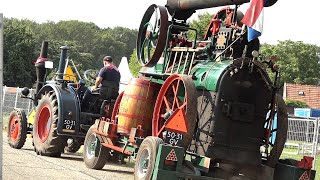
306, 121, 310, 143
312, 118, 319, 169
14, 87, 19, 108
2, 86, 5, 105
0, 13, 4, 180
27, 94, 31, 112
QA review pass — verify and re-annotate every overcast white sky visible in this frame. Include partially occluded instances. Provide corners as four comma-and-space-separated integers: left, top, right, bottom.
0, 0, 319, 45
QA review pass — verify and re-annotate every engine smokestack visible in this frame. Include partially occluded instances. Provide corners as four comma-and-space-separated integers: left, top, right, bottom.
35, 41, 48, 95
57, 46, 69, 80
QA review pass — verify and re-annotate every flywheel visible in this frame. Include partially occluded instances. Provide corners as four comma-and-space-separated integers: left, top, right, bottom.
136, 4, 168, 67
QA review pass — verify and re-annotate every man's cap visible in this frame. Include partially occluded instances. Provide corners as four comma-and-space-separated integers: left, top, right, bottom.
103, 56, 113, 62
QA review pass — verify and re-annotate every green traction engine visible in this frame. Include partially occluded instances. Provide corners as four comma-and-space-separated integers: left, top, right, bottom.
83, 0, 314, 180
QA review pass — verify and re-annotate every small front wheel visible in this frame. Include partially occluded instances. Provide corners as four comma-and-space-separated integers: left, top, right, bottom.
7, 109, 27, 149
134, 136, 163, 180
83, 125, 109, 169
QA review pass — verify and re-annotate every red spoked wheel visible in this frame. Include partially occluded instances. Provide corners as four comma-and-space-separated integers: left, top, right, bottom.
7, 109, 27, 149
111, 91, 124, 124
136, 4, 168, 67
37, 105, 52, 142
152, 74, 197, 149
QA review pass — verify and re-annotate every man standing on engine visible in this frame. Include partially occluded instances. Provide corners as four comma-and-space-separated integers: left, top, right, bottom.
92, 56, 121, 100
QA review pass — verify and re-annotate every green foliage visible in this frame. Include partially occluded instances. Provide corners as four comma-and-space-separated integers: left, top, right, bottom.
188, 12, 212, 40
285, 99, 309, 108
3, 18, 37, 87
260, 41, 320, 86
128, 49, 141, 77
3, 18, 137, 87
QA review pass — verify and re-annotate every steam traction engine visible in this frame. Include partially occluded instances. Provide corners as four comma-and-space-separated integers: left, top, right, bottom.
84, 0, 311, 180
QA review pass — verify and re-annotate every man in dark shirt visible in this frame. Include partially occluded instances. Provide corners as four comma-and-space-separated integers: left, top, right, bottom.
92, 56, 121, 100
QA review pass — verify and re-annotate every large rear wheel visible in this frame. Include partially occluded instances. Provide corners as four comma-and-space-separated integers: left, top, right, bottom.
83, 125, 109, 169
33, 91, 66, 156
7, 109, 27, 149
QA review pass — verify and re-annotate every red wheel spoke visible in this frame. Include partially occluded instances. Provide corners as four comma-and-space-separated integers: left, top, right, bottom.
174, 96, 180, 109
174, 80, 182, 109
171, 85, 178, 110
180, 101, 187, 110
157, 125, 165, 137
163, 96, 172, 112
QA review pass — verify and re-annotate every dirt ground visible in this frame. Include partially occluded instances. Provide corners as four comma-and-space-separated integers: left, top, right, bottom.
2, 133, 134, 180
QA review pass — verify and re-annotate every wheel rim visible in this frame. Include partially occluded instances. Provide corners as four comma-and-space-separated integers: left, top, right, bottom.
153, 74, 197, 138
137, 148, 151, 178
137, 4, 168, 67
9, 115, 20, 141
111, 91, 124, 123
37, 104, 52, 142
86, 133, 98, 160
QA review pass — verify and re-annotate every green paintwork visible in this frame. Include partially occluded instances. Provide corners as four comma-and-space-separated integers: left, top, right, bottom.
140, 59, 232, 91
153, 144, 221, 180
191, 60, 232, 91
153, 144, 184, 180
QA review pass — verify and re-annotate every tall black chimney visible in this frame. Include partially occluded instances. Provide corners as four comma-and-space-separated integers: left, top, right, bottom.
35, 41, 48, 95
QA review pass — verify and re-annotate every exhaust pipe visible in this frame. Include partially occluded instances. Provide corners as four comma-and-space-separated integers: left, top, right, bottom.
35, 41, 48, 95
56, 46, 69, 80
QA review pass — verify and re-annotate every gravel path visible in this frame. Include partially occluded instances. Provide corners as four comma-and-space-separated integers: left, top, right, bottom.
3, 134, 134, 180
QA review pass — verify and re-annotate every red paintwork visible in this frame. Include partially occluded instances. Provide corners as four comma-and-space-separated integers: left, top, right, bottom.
297, 156, 314, 170
152, 74, 188, 138
101, 142, 133, 155
94, 129, 118, 139
165, 108, 188, 134
37, 104, 52, 142
9, 115, 20, 141
111, 91, 124, 123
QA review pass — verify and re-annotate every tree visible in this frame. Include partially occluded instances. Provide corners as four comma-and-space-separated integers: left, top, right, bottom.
285, 99, 309, 108
128, 49, 141, 77
188, 12, 212, 40
3, 18, 37, 87
260, 41, 320, 85
3, 18, 140, 87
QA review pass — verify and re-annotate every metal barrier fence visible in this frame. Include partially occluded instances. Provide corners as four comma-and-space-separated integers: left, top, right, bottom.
281, 116, 320, 170
2, 86, 34, 117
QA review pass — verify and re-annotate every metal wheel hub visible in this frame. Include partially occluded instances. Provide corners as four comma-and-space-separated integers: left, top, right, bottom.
86, 134, 98, 159
137, 148, 151, 178
9, 115, 19, 141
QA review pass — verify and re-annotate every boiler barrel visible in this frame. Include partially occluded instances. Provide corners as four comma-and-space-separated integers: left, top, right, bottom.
117, 79, 161, 135
166, 0, 278, 11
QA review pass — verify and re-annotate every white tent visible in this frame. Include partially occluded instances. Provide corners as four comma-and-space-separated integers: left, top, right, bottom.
118, 57, 133, 93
